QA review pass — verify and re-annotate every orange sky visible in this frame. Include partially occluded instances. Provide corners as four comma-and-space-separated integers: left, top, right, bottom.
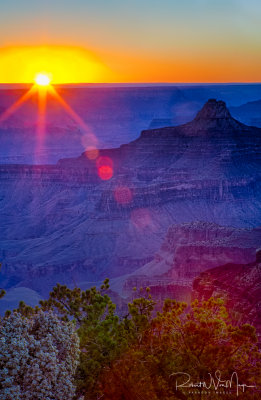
1, 43, 261, 84
0, 1, 260, 83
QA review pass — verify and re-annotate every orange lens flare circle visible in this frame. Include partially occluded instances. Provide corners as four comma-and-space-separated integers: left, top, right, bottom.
85, 147, 100, 160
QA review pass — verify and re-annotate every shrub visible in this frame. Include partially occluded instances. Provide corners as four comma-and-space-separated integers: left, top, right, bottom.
0, 311, 79, 400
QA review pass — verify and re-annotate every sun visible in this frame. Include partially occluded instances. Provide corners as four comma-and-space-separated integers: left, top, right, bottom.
34, 73, 52, 86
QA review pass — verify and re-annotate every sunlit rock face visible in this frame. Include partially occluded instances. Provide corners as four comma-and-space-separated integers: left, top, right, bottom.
0, 99, 260, 299
192, 250, 261, 338
119, 222, 260, 298
152, 222, 259, 282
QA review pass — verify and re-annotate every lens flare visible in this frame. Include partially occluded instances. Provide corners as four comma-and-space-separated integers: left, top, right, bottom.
114, 186, 133, 205
85, 147, 99, 160
96, 156, 114, 180
98, 165, 113, 180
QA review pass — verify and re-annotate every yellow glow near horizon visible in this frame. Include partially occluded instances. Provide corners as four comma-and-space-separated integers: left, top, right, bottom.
35, 73, 51, 86
0, 45, 113, 84
1, 43, 260, 84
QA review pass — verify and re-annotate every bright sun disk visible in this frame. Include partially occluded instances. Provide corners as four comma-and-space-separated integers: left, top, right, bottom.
35, 73, 51, 86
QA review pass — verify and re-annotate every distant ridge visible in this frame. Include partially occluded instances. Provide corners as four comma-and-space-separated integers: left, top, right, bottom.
230, 99, 261, 128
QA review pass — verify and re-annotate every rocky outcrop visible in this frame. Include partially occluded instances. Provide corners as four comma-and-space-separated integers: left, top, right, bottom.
192, 250, 261, 337
191, 99, 244, 130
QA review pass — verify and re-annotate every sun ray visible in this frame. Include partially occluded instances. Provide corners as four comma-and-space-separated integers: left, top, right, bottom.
0, 85, 37, 125
37, 87, 47, 137
48, 86, 89, 130
48, 86, 98, 150
0, 77, 99, 163
34, 87, 47, 163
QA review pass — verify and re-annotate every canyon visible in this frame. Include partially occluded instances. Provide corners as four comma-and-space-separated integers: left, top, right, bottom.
0, 98, 260, 312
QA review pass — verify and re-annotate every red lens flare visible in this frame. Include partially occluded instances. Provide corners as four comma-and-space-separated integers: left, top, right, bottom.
98, 165, 113, 180
37, 88, 47, 137
96, 156, 114, 180
114, 186, 133, 205
33, 87, 48, 163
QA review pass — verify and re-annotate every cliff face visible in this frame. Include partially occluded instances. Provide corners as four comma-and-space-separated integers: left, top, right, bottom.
119, 222, 260, 298
0, 100, 260, 297
159, 221, 260, 280
192, 251, 261, 337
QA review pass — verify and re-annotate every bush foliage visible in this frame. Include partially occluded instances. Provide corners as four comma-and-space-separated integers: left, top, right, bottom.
0, 311, 79, 400
1, 280, 260, 399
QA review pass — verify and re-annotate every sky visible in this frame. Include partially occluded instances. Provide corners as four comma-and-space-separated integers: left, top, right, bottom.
0, 0, 260, 83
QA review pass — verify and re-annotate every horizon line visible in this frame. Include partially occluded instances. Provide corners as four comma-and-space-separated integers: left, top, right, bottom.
0, 81, 261, 88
